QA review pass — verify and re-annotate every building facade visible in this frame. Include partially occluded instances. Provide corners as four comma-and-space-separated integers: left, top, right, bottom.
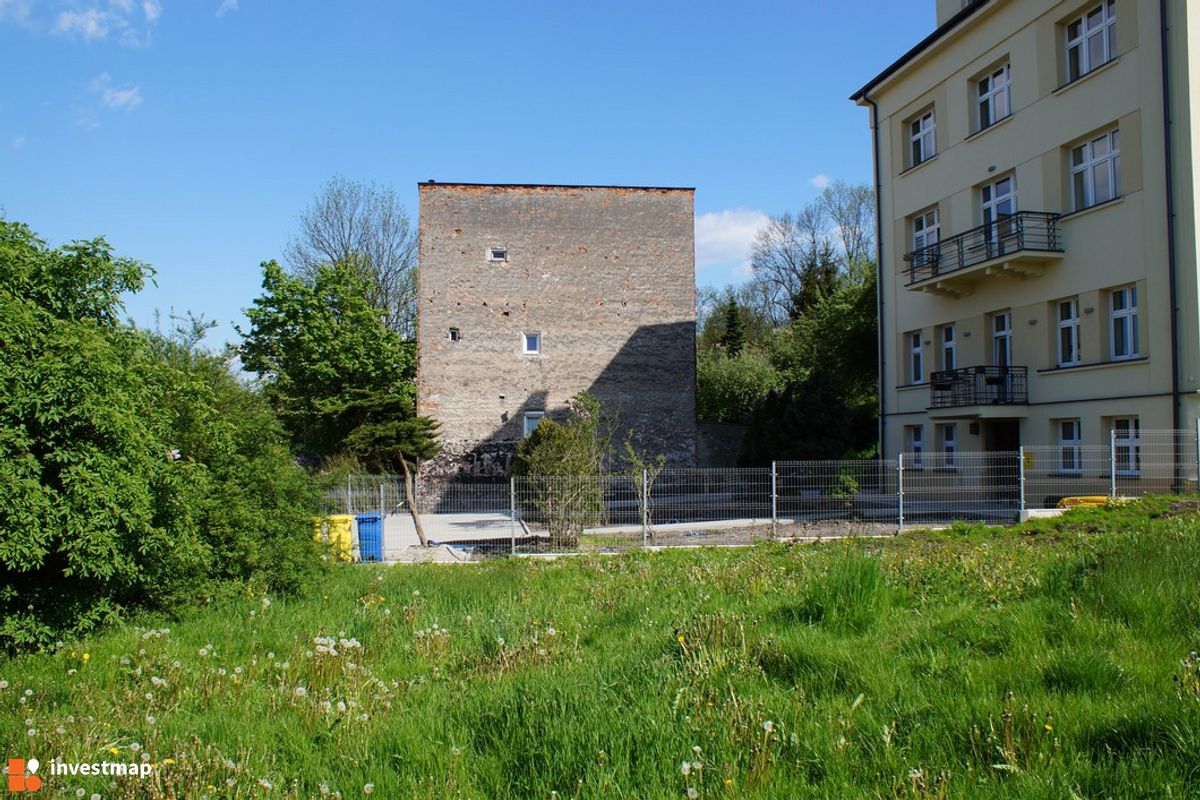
853, 0, 1200, 471
416, 182, 697, 478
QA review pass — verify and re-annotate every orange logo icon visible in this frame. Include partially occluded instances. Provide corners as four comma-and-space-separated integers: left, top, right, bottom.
7, 759, 42, 793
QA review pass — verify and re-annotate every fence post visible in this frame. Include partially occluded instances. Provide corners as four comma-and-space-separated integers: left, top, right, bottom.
641, 469, 649, 548
897, 453, 905, 534
510, 477, 517, 556
1195, 418, 1200, 493
1109, 428, 1118, 499
379, 480, 385, 517
346, 474, 352, 515
1017, 445, 1026, 520
770, 461, 778, 537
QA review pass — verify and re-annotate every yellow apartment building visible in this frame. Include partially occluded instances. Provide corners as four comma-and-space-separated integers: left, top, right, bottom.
852, 0, 1199, 472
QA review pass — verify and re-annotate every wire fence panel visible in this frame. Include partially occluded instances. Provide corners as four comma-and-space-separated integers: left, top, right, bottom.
645, 468, 774, 547
1117, 430, 1200, 499
515, 475, 641, 555
900, 451, 1020, 526
1023, 446, 1112, 510
776, 460, 899, 536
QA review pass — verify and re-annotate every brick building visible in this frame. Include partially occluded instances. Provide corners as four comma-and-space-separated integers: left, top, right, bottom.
416, 182, 697, 478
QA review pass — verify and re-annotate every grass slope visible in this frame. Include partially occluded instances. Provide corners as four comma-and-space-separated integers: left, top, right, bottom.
3, 499, 1200, 799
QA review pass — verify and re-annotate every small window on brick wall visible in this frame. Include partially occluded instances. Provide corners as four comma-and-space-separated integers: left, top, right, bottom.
448, 327, 461, 342
488, 246, 508, 262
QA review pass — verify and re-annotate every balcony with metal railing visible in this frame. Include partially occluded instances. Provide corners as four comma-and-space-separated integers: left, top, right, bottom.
928, 366, 1028, 414
903, 212, 1064, 297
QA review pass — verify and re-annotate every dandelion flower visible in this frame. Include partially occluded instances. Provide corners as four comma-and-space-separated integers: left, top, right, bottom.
258, 778, 273, 790
363, 783, 375, 794
294, 687, 308, 697
687, 789, 698, 799
82, 653, 90, 662
681, 761, 691, 777
692, 745, 701, 757
763, 720, 774, 734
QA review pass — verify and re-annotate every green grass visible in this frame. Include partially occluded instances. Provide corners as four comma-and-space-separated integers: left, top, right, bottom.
4, 498, 1200, 798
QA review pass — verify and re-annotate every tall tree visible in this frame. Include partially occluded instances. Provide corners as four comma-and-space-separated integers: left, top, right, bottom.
719, 296, 747, 356
287, 177, 418, 338
238, 260, 417, 458
819, 180, 875, 281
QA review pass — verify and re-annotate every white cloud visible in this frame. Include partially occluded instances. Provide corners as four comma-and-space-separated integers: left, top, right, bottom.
48, 1, 159, 44
694, 208, 768, 274
90, 72, 143, 110
54, 8, 110, 40
216, 0, 238, 16
9, 135, 27, 149
809, 174, 831, 190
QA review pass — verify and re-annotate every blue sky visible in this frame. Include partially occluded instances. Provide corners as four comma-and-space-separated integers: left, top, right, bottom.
1, 0, 931, 347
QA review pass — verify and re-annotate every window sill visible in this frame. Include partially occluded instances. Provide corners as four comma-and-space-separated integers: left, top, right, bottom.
899, 155, 938, 178
1037, 356, 1147, 375
1058, 195, 1124, 222
1046, 471, 1084, 479
964, 112, 1013, 143
1053, 56, 1120, 95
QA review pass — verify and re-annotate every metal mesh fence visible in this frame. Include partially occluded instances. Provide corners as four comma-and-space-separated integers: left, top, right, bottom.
900, 451, 1021, 527
315, 427, 1200, 559
1023, 445, 1111, 510
1118, 430, 1200, 498
776, 460, 899, 536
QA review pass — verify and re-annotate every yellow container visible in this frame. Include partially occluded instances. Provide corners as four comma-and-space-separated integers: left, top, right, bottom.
1057, 496, 1110, 510
313, 515, 354, 561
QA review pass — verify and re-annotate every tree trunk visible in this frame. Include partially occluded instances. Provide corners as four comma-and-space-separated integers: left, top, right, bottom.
400, 458, 429, 547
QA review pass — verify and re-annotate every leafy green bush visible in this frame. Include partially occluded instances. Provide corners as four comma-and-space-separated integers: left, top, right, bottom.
0, 221, 319, 650
511, 394, 611, 546
695, 349, 781, 423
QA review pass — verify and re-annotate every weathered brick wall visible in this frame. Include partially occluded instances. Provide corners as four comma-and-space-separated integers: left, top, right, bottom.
416, 183, 697, 478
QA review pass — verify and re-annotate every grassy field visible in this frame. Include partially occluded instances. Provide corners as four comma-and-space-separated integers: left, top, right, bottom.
3, 499, 1200, 799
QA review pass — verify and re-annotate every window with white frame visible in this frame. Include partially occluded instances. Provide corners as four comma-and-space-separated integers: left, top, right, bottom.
1071, 129, 1120, 210
448, 327, 461, 342
913, 208, 940, 251
1057, 298, 1081, 367
940, 324, 957, 371
522, 411, 545, 438
1113, 416, 1141, 475
977, 64, 1011, 130
1110, 284, 1139, 360
1065, 1, 1116, 84
992, 312, 1012, 367
982, 175, 1017, 240
908, 331, 924, 384
1057, 419, 1082, 473
909, 110, 936, 167
906, 425, 924, 467
911, 208, 940, 270
938, 424, 957, 467
487, 246, 508, 262
522, 332, 541, 355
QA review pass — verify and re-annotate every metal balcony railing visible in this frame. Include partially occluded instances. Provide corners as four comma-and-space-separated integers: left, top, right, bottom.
929, 366, 1028, 409
904, 211, 1063, 285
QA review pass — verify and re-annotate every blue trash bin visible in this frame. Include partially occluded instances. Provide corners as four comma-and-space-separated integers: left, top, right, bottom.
355, 513, 383, 562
